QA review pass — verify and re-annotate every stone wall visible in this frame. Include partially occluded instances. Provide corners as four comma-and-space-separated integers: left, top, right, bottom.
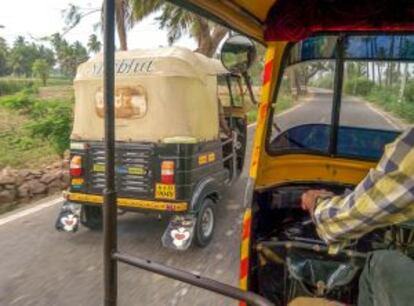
0, 160, 69, 213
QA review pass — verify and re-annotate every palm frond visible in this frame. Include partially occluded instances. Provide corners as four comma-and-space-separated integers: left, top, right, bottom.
131, 0, 164, 23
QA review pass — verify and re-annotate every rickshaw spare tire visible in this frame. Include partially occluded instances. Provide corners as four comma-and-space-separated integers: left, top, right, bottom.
81, 205, 103, 230
194, 198, 216, 248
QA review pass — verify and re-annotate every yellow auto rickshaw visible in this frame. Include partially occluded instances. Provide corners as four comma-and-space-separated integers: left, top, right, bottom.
96, 1, 414, 305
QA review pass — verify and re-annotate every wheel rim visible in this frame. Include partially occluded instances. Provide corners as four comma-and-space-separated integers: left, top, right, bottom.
201, 207, 214, 238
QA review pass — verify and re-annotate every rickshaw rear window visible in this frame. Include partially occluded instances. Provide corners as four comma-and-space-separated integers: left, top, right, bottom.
268, 34, 414, 160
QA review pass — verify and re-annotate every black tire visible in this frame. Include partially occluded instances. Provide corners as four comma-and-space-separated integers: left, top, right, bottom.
194, 198, 216, 248
81, 205, 103, 230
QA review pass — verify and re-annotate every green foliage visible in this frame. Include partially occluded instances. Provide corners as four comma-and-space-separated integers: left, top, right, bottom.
403, 80, 414, 102
0, 108, 59, 169
312, 74, 334, 89
0, 37, 9, 76
247, 93, 294, 123
0, 92, 73, 155
247, 107, 257, 124
344, 78, 375, 96
26, 101, 72, 155
0, 93, 32, 111
365, 86, 414, 123
49, 33, 89, 77
32, 59, 50, 86
7, 36, 55, 77
0, 79, 35, 96
87, 34, 101, 54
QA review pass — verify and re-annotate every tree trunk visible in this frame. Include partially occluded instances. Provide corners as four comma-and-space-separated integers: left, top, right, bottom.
377, 63, 382, 86
115, 0, 128, 50
193, 16, 227, 57
293, 68, 303, 97
371, 62, 375, 83
398, 63, 409, 103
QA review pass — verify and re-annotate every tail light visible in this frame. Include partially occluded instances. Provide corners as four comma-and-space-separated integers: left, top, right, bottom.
161, 161, 175, 184
70, 155, 83, 177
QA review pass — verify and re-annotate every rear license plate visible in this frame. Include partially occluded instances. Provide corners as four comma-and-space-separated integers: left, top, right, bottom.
155, 184, 176, 200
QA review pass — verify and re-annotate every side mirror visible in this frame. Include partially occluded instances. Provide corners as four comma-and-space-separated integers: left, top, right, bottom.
221, 35, 257, 74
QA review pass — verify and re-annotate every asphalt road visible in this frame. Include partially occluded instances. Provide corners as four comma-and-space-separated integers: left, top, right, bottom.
275, 88, 404, 132
0, 89, 405, 306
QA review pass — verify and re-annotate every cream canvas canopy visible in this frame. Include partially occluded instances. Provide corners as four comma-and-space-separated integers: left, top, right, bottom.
71, 47, 228, 143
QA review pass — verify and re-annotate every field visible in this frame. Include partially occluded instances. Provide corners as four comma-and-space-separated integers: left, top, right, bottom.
0, 78, 73, 169
0, 108, 59, 168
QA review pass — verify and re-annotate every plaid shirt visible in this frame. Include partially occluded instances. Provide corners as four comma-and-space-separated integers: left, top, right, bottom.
314, 127, 414, 245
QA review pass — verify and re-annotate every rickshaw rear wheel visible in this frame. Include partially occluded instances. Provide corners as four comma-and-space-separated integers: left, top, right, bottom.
194, 198, 216, 247
81, 205, 103, 230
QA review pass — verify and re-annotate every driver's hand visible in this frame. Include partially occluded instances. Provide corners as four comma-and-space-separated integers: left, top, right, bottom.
301, 189, 334, 213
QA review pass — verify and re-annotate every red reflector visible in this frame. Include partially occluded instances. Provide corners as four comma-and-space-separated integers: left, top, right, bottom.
70, 168, 82, 177
161, 161, 175, 184
161, 174, 174, 184
70, 155, 83, 177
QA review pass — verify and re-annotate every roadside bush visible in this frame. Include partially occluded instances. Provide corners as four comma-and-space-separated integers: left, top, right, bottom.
0, 79, 36, 96
0, 93, 33, 111
403, 81, 414, 103
344, 78, 375, 96
26, 100, 72, 156
0, 92, 73, 156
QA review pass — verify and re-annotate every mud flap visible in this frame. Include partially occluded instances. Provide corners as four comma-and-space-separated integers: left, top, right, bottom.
162, 215, 196, 251
55, 202, 82, 233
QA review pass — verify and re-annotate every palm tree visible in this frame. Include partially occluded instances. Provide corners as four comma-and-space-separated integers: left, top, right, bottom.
63, 3, 131, 51
114, 0, 132, 51
131, 0, 228, 57
87, 34, 102, 54
64, 1, 228, 56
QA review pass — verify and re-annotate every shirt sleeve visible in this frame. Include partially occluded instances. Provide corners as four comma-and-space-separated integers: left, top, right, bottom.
313, 129, 414, 245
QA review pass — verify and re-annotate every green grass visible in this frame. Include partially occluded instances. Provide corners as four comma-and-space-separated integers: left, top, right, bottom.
0, 77, 72, 97
366, 87, 414, 124
247, 93, 294, 124
0, 108, 59, 168
0, 90, 73, 160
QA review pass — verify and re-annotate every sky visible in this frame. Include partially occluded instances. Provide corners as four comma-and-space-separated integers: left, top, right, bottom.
0, 0, 196, 50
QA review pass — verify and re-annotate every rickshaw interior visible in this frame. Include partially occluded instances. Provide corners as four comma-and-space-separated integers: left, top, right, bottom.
249, 33, 414, 305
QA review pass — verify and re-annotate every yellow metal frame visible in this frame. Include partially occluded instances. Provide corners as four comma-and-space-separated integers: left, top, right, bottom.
249, 42, 287, 181
67, 192, 188, 212
250, 41, 376, 188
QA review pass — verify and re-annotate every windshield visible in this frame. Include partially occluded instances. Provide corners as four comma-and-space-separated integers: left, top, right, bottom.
268, 34, 414, 160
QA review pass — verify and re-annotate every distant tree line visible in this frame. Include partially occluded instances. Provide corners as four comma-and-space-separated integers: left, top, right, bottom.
0, 33, 102, 80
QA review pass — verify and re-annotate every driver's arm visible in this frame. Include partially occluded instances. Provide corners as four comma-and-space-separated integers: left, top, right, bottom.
305, 128, 414, 245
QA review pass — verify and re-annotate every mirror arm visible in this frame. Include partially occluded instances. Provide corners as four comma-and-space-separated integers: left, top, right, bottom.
114, 252, 274, 306
242, 71, 257, 104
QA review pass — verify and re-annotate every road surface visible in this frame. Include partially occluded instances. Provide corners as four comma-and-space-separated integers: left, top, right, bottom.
275, 89, 404, 132
0, 90, 405, 306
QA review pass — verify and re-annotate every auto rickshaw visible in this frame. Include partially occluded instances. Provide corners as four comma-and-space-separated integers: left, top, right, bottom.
95, 1, 414, 306
55, 46, 255, 250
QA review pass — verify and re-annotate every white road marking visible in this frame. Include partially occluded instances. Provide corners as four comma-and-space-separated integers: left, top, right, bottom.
0, 197, 62, 227
247, 122, 256, 128
364, 102, 403, 130
276, 102, 305, 118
